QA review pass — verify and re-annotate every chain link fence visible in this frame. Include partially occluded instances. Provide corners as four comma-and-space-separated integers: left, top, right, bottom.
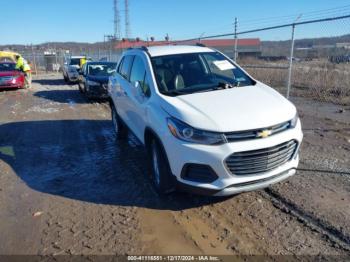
171, 15, 350, 174
11, 15, 350, 105
18, 47, 122, 75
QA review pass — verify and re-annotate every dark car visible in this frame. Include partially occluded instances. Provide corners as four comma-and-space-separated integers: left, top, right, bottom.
78, 62, 117, 99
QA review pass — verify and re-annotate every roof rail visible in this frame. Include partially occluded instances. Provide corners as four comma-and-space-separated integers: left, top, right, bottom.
127, 46, 149, 51
196, 43, 206, 47
126, 45, 151, 57
140, 46, 149, 51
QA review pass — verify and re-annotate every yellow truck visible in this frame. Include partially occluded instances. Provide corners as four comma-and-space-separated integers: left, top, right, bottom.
0, 51, 20, 62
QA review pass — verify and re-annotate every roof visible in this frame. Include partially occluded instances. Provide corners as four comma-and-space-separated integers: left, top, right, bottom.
86, 61, 117, 65
126, 45, 215, 57
115, 38, 260, 50
70, 56, 86, 59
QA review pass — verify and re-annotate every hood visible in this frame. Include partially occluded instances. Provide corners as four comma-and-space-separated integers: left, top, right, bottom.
87, 75, 109, 83
0, 71, 21, 77
160, 82, 296, 132
70, 65, 80, 69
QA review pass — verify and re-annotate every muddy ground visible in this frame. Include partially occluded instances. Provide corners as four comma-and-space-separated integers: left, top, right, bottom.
0, 74, 349, 257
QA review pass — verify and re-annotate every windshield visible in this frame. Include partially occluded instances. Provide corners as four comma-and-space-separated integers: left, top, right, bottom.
0, 63, 16, 71
87, 63, 117, 76
69, 58, 81, 66
151, 52, 255, 96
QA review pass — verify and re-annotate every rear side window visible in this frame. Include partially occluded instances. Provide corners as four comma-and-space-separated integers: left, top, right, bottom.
120, 55, 134, 80
130, 56, 151, 97
130, 56, 145, 84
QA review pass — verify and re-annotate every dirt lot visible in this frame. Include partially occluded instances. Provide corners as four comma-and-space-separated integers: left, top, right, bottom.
0, 74, 349, 257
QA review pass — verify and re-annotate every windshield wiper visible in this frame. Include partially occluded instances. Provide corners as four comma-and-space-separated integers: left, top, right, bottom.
161, 90, 187, 96
161, 81, 241, 96
216, 81, 240, 89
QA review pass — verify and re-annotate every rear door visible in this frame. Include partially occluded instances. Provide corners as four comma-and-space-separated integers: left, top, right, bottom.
114, 55, 135, 128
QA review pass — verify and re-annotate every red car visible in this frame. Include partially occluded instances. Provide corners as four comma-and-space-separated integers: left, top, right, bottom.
0, 62, 25, 89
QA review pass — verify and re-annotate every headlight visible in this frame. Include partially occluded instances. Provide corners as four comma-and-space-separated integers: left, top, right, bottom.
290, 112, 299, 128
167, 117, 226, 145
87, 80, 100, 86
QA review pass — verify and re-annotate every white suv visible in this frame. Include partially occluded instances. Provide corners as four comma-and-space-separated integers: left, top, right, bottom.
108, 45, 303, 196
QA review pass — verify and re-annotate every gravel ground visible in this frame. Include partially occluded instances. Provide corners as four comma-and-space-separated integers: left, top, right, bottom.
0, 74, 349, 257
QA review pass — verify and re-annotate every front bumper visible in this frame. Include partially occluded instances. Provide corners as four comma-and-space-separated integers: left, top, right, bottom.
177, 167, 297, 196
162, 120, 303, 196
68, 72, 79, 82
87, 84, 109, 98
0, 83, 23, 89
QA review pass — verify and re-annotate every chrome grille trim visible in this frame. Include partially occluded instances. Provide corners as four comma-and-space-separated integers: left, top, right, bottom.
225, 121, 291, 142
225, 140, 298, 175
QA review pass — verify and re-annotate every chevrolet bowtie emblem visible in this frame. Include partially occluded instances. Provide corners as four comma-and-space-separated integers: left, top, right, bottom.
257, 129, 272, 138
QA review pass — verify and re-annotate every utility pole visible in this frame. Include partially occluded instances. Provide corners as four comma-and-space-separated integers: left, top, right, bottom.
31, 44, 37, 75
104, 34, 114, 61
165, 33, 170, 45
198, 32, 205, 44
286, 24, 296, 99
287, 14, 302, 99
54, 44, 58, 72
234, 17, 238, 61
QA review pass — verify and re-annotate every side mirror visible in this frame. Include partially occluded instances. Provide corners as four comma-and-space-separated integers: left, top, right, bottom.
134, 81, 141, 88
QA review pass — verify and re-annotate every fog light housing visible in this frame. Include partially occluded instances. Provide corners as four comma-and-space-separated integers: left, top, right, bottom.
181, 164, 218, 183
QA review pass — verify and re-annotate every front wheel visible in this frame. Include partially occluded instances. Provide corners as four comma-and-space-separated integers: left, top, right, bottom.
63, 74, 68, 82
149, 139, 176, 195
78, 82, 84, 93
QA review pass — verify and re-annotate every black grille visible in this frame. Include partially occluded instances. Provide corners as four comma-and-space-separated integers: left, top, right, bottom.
225, 140, 298, 175
225, 121, 291, 142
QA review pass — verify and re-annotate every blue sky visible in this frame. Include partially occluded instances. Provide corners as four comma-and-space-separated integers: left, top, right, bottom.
1, 0, 349, 45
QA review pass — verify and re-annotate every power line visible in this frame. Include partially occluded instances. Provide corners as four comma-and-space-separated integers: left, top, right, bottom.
238, 10, 350, 33
239, 4, 350, 24
239, 9, 350, 30
174, 14, 350, 44
176, 6, 350, 43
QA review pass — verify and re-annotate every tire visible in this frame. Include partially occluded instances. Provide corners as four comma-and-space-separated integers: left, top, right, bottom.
148, 138, 176, 195
84, 85, 93, 100
78, 82, 84, 93
64, 74, 68, 82
111, 103, 128, 139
